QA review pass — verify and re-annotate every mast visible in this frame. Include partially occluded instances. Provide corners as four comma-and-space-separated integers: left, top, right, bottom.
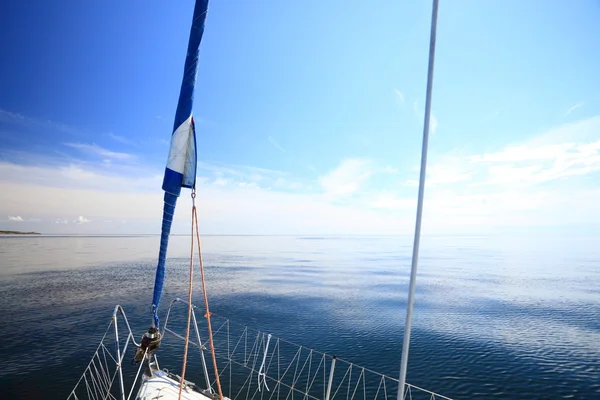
397, 0, 439, 399
151, 0, 210, 329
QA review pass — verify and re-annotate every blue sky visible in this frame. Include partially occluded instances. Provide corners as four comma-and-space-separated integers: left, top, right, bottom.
1, 0, 599, 234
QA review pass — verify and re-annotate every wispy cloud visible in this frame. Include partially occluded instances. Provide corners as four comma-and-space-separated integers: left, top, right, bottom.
273, 177, 306, 191
268, 136, 286, 153
8, 215, 23, 221
403, 117, 600, 190
388, 115, 600, 231
430, 114, 438, 134
0, 109, 26, 123
406, 156, 473, 187
197, 161, 286, 187
0, 108, 81, 136
64, 143, 135, 161
394, 88, 405, 104
380, 165, 398, 174
318, 158, 372, 198
106, 132, 135, 146
412, 100, 419, 115
0, 161, 162, 192
1, 116, 599, 234
565, 102, 584, 116
369, 192, 414, 210
0, 164, 409, 235
471, 139, 600, 185
237, 182, 259, 189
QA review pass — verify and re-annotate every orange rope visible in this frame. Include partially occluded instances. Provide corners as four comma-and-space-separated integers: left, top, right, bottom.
193, 202, 224, 400
178, 200, 196, 400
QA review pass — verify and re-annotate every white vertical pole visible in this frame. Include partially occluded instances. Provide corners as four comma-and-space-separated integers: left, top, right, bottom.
113, 315, 126, 400
397, 0, 439, 399
325, 356, 337, 400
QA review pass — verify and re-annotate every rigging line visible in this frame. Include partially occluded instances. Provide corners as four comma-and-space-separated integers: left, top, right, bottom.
258, 333, 272, 392
193, 194, 225, 400
178, 192, 197, 400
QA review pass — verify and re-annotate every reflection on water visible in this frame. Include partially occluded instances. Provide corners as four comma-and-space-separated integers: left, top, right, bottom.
0, 235, 599, 399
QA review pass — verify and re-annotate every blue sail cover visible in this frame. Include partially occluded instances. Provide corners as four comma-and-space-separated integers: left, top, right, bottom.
151, 0, 210, 329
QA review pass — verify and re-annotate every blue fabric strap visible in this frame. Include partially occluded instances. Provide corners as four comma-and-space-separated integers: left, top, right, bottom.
150, 0, 210, 329
151, 192, 177, 328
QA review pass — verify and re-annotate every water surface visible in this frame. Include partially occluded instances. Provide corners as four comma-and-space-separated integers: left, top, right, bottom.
1, 234, 599, 399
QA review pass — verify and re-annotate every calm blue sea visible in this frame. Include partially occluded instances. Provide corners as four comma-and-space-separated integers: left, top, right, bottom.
1, 235, 599, 399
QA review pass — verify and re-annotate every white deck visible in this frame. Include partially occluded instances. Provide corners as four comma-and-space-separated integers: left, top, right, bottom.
136, 369, 226, 400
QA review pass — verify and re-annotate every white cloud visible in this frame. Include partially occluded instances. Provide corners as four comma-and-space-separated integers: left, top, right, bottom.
483, 164, 544, 185
318, 158, 372, 198
237, 182, 259, 189
470, 142, 586, 163
369, 192, 414, 210
106, 132, 135, 146
1, 117, 599, 235
0, 161, 162, 192
0, 109, 26, 123
8, 215, 23, 221
566, 102, 583, 116
401, 117, 600, 190
529, 116, 600, 145
406, 156, 473, 187
380, 165, 398, 174
74, 216, 90, 224
268, 136, 286, 153
197, 161, 285, 183
469, 139, 600, 186
428, 158, 472, 185
430, 114, 438, 133
0, 160, 410, 235
0, 108, 81, 136
64, 143, 135, 161
394, 89, 404, 104
393, 116, 600, 230
273, 177, 286, 187
272, 177, 304, 190
0, 154, 598, 235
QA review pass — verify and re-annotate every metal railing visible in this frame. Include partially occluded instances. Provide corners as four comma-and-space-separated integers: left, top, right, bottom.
68, 301, 453, 400
162, 299, 453, 400
67, 305, 148, 400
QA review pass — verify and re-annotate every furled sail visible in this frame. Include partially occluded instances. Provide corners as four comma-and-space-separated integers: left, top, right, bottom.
151, 0, 210, 329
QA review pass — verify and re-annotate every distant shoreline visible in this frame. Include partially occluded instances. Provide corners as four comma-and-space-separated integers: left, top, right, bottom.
0, 230, 41, 235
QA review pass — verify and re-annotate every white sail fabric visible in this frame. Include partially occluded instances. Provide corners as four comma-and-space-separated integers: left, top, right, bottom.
165, 115, 196, 189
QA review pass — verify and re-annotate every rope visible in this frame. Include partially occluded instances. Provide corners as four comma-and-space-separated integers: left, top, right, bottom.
193, 195, 225, 400
178, 192, 197, 400
257, 333, 272, 392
